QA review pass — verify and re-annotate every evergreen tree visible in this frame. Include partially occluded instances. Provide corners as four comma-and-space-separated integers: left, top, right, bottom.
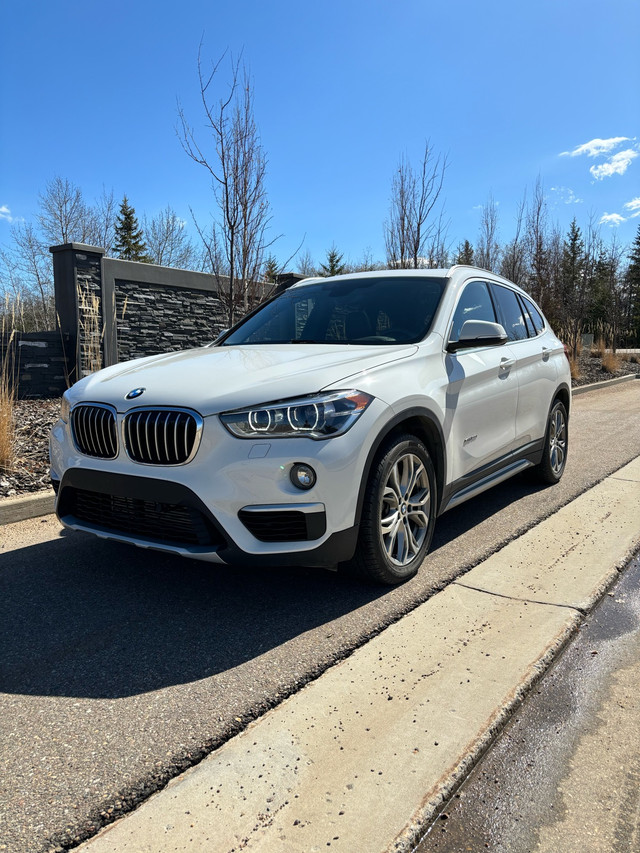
588, 247, 614, 330
263, 254, 279, 282
113, 196, 151, 262
454, 240, 474, 265
626, 224, 640, 344
560, 219, 587, 354
319, 245, 346, 277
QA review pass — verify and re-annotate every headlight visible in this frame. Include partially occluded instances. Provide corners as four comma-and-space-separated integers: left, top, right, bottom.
60, 392, 71, 424
220, 390, 373, 439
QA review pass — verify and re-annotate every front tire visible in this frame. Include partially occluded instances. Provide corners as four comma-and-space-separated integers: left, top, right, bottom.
347, 434, 437, 585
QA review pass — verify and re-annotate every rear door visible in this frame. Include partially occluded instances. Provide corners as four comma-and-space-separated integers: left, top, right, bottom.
490, 284, 558, 449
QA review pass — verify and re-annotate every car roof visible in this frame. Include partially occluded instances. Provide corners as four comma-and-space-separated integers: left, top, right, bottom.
289, 266, 526, 293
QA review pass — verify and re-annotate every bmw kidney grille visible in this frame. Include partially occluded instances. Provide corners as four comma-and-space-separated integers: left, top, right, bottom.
71, 404, 118, 459
123, 408, 203, 465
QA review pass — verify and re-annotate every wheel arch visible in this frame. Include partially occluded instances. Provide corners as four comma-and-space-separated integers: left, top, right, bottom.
354, 407, 446, 527
554, 383, 571, 417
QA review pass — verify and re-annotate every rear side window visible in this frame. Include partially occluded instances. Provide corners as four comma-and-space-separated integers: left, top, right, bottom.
491, 285, 528, 342
522, 296, 545, 335
449, 281, 497, 341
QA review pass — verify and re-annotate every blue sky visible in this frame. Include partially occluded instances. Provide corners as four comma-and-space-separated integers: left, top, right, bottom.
1, 0, 639, 268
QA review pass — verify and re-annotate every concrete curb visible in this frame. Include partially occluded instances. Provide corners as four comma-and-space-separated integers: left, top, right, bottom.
572, 372, 637, 395
78, 457, 640, 853
0, 489, 55, 526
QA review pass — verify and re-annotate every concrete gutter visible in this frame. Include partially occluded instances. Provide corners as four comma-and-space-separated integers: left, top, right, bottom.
78, 456, 640, 853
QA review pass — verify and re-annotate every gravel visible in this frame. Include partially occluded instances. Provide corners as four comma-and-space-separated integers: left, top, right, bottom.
572, 349, 640, 387
0, 398, 60, 499
0, 351, 638, 500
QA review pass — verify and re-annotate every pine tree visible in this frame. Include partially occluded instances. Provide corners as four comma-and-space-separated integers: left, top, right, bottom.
113, 196, 151, 262
560, 219, 587, 355
626, 224, 640, 344
263, 254, 279, 282
319, 246, 346, 277
454, 240, 474, 265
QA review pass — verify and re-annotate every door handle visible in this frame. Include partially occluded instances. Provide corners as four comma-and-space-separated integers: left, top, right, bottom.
542, 347, 551, 362
500, 357, 516, 370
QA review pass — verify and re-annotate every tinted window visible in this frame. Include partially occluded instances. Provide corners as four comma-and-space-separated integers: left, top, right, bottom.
222, 277, 446, 345
492, 285, 528, 341
522, 296, 545, 335
449, 281, 496, 341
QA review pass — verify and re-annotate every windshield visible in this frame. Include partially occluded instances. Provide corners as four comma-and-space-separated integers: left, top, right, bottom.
221, 276, 446, 346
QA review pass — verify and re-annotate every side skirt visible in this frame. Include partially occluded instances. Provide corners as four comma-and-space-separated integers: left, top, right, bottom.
439, 439, 544, 515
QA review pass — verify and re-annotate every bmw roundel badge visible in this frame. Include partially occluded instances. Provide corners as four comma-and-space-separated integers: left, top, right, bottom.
126, 388, 146, 400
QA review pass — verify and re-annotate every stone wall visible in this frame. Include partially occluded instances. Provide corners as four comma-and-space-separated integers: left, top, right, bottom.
0, 331, 71, 399
49, 244, 301, 382
114, 280, 224, 361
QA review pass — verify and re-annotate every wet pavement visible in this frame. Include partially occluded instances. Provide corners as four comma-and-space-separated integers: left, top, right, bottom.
415, 553, 640, 853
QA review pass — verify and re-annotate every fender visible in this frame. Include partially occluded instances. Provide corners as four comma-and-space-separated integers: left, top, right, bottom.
353, 406, 447, 528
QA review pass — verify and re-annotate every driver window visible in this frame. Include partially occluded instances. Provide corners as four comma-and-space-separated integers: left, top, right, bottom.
449, 281, 497, 342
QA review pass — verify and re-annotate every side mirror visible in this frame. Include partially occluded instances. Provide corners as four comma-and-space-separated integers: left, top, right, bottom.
447, 320, 508, 353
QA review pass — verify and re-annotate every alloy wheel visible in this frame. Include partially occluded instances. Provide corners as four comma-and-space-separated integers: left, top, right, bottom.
380, 452, 431, 566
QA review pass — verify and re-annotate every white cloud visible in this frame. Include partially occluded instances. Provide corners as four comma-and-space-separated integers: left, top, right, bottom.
600, 213, 626, 227
623, 197, 640, 217
561, 137, 629, 158
590, 149, 639, 180
0, 204, 13, 223
550, 186, 583, 204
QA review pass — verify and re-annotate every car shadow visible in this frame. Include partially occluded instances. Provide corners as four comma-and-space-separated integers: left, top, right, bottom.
0, 530, 386, 700
0, 470, 548, 702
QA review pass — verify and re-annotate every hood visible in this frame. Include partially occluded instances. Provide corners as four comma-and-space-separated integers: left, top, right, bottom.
70, 343, 418, 415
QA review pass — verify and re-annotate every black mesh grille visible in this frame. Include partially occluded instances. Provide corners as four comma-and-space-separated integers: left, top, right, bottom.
124, 409, 201, 465
67, 487, 222, 547
71, 405, 118, 459
238, 510, 310, 542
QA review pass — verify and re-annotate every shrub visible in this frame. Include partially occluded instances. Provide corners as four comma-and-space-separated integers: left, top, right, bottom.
601, 351, 620, 374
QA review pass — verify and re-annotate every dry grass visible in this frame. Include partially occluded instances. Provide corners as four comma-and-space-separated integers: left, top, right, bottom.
590, 337, 606, 359
568, 353, 580, 381
1, 316, 16, 473
601, 351, 620, 373
77, 286, 103, 376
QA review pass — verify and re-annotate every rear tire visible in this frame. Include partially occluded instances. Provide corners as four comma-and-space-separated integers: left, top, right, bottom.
535, 400, 568, 484
345, 434, 436, 585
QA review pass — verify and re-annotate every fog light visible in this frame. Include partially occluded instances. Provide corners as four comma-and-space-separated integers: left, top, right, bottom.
290, 463, 316, 490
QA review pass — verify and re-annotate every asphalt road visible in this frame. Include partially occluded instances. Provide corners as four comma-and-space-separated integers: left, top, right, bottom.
1, 382, 640, 853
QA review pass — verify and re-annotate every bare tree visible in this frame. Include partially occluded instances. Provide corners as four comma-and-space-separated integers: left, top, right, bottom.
295, 248, 317, 277
475, 195, 501, 273
144, 205, 199, 268
178, 47, 274, 325
38, 177, 94, 245
90, 187, 118, 255
8, 223, 53, 327
500, 193, 527, 286
524, 179, 553, 316
384, 141, 447, 269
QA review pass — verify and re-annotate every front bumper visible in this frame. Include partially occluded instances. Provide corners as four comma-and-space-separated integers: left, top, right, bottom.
49, 399, 389, 566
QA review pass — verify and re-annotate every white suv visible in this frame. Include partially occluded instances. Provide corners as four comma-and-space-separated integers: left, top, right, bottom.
50, 266, 571, 584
